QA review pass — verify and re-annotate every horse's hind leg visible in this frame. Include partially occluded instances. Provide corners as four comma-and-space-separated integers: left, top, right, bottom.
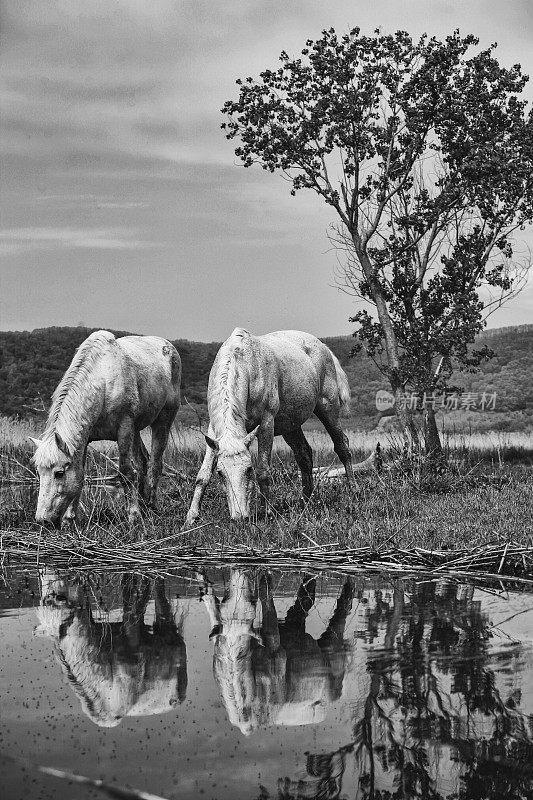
284, 575, 316, 635
317, 578, 356, 697
314, 403, 353, 481
318, 577, 355, 647
146, 413, 173, 509
153, 577, 173, 627
282, 428, 313, 499
117, 417, 142, 522
133, 433, 149, 503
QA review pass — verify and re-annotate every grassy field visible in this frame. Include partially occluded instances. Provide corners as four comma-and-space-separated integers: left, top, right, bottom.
1, 415, 533, 563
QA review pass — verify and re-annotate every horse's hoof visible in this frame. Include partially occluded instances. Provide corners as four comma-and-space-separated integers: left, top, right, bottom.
128, 510, 142, 526
181, 518, 197, 531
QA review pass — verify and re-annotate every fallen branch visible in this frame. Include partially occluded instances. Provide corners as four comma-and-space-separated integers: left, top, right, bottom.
0, 752, 170, 800
313, 446, 379, 479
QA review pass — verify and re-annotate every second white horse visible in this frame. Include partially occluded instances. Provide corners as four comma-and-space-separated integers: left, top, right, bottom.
185, 328, 354, 524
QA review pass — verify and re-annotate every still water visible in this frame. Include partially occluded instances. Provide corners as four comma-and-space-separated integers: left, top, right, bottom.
1, 567, 532, 800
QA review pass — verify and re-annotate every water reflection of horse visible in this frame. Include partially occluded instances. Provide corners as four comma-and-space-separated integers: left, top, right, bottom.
35, 570, 187, 727
198, 568, 355, 736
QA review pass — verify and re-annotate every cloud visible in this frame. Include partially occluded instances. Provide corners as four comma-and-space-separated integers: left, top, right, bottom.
1, 1, 532, 338
32, 194, 148, 210
0, 1, 293, 165
1, 1, 531, 169
0, 227, 157, 255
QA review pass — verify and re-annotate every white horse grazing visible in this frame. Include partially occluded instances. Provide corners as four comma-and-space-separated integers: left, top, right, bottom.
30, 330, 181, 526
185, 328, 354, 524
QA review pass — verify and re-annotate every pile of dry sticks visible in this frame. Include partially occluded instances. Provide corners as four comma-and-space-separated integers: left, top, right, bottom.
1, 530, 532, 588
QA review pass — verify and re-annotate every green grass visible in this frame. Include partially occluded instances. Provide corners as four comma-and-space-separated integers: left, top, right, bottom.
1, 415, 533, 559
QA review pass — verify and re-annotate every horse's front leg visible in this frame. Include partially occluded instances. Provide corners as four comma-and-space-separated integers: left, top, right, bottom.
63, 496, 80, 526
256, 416, 274, 516
184, 441, 217, 528
121, 573, 150, 649
63, 445, 86, 527
117, 418, 142, 523
195, 571, 221, 638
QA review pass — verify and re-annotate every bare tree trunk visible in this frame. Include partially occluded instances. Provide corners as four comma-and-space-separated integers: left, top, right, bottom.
367, 272, 419, 448
423, 405, 445, 469
392, 385, 420, 451
354, 246, 424, 453
351, 288, 422, 454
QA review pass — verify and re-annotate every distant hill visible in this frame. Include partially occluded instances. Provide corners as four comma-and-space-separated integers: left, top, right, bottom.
0, 326, 220, 428
1, 324, 532, 432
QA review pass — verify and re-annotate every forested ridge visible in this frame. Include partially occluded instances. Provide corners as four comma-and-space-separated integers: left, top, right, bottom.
1, 324, 532, 431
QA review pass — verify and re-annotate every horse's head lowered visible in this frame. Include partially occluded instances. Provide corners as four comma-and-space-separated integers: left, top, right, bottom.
206, 426, 259, 520
30, 432, 84, 527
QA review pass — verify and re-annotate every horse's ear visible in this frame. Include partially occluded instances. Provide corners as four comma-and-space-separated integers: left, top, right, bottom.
209, 624, 222, 640
205, 434, 219, 452
55, 431, 71, 457
244, 426, 259, 448
251, 631, 264, 646
28, 436, 42, 449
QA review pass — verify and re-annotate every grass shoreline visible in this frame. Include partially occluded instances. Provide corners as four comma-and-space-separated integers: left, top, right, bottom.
2, 416, 533, 577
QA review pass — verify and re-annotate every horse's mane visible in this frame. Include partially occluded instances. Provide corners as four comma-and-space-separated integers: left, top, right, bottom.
34, 330, 115, 467
55, 613, 185, 727
55, 617, 132, 728
214, 633, 260, 735
55, 642, 122, 728
209, 328, 250, 452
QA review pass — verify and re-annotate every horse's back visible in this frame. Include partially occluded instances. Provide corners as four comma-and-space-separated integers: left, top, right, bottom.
259, 330, 345, 420
110, 335, 181, 422
261, 329, 330, 363
118, 335, 178, 369
208, 328, 348, 433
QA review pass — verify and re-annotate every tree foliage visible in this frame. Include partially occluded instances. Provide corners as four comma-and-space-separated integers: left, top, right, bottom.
222, 28, 533, 446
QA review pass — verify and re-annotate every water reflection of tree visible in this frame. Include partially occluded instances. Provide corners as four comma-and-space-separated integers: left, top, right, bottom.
352, 580, 533, 800
245, 577, 532, 800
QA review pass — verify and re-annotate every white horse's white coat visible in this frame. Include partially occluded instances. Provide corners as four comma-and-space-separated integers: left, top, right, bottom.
185, 328, 354, 523
31, 330, 181, 526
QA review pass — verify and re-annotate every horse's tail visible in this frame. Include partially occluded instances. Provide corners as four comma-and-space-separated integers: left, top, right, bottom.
331, 353, 351, 414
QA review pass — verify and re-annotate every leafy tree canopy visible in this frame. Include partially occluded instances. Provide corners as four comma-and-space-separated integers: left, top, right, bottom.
222, 28, 533, 428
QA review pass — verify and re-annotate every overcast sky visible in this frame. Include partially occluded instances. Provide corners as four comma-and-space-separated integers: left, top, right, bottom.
1, 0, 532, 341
